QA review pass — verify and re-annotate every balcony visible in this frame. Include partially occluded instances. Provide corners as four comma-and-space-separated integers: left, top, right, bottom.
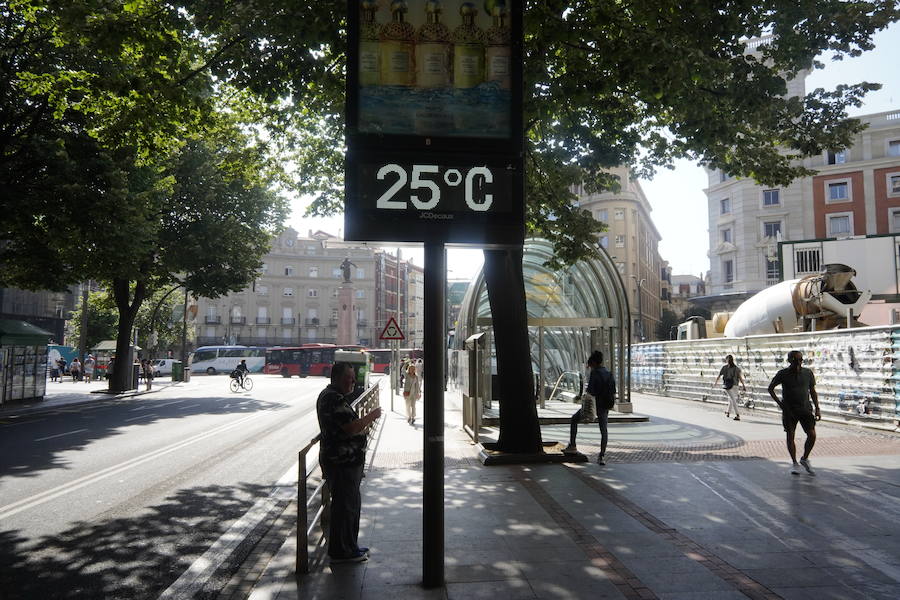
204, 316, 221, 324
357, 319, 368, 327
230, 316, 246, 325
305, 318, 320, 326
329, 318, 339, 327
256, 317, 272, 325
281, 317, 296, 325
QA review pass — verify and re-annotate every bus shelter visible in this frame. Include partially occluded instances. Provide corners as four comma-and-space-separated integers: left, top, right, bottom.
450, 239, 631, 438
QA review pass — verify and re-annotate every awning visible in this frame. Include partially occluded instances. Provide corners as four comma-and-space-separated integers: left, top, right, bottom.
0, 319, 53, 346
92, 340, 141, 351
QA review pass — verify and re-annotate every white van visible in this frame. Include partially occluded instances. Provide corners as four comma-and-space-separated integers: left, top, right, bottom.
152, 359, 177, 377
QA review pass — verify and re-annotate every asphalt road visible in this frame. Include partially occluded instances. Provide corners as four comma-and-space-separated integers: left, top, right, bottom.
0, 374, 330, 600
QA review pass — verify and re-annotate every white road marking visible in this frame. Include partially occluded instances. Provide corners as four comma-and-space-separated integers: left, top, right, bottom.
125, 414, 154, 422
0, 413, 265, 520
158, 461, 299, 600
34, 428, 88, 442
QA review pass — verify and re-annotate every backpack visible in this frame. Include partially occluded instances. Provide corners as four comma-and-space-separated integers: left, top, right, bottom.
597, 368, 617, 410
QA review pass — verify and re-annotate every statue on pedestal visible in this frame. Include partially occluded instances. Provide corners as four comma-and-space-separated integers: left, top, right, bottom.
340, 257, 357, 283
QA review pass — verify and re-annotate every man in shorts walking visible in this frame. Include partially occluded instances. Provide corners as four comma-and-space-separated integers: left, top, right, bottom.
768, 350, 821, 475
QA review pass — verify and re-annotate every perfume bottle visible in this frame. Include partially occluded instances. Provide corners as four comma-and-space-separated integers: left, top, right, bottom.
484, 2, 510, 89
451, 2, 486, 89
415, 1, 452, 88
379, 0, 416, 86
359, 0, 380, 86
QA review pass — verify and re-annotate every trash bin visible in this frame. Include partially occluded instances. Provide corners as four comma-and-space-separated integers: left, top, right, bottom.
172, 361, 183, 382
183, 366, 191, 383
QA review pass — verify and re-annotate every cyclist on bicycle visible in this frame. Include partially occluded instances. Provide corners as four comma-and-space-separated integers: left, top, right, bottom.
234, 360, 249, 386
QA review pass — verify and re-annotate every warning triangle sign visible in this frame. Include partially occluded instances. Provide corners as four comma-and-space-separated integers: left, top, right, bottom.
379, 316, 405, 341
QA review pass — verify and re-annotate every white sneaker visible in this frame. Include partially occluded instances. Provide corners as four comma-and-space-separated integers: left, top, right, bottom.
562, 444, 579, 455
790, 463, 801, 475
799, 458, 816, 476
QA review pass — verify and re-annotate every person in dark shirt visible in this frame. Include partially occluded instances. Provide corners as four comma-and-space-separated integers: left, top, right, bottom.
563, 350, 617, 465
768, 350, 821, 476
316, 362, 382, 563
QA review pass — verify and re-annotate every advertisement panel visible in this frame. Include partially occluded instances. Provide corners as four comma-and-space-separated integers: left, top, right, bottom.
345, 0, 524, 245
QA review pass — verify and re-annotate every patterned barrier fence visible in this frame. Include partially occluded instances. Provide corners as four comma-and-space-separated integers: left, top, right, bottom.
632, 326, 900, 426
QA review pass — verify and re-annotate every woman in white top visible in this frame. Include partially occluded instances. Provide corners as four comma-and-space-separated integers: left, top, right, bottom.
403, 362, 421, 425
714, 355, 747, 420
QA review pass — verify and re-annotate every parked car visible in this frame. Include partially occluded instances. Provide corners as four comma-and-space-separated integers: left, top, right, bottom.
152, 359, 177, 378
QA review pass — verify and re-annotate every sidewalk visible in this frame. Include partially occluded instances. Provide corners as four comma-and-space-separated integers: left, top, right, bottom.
0, 377, 182, 417
239, 388, 900, 600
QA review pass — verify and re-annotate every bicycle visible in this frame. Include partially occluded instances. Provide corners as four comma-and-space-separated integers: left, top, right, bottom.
229, 373, 253, 392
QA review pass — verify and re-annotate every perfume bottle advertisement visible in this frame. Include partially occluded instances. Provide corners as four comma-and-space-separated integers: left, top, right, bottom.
356, 0, 513, 139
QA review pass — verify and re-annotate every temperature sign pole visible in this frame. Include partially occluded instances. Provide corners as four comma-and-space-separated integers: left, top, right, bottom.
345, 0, 523, 588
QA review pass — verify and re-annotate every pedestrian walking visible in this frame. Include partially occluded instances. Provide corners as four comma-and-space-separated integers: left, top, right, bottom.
70, 357, 81, 382
49, 360, 60, 382
563, 350, 617, 465
403, 362, 421, 425
768, 350, 821, 476
58, 358, 67, 380
316, 362, 382, 563
141, 359, 153, 391
83, 354, 95, 382
713, 354, 746, 420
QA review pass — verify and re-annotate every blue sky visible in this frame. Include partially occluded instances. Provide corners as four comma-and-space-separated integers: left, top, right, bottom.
290, 22, 900, 279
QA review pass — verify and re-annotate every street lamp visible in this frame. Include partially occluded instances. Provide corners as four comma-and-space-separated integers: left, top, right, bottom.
631, 275, 646, 343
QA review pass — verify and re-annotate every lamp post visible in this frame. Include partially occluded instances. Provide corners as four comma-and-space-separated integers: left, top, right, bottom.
631, 275, 646, 343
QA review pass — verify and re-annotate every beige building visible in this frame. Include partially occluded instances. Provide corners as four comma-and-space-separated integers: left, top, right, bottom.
575, 166, 668, 341
194, 228, 423, 348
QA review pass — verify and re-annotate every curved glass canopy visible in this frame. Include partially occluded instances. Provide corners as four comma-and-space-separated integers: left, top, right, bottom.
453, 238, 631, 404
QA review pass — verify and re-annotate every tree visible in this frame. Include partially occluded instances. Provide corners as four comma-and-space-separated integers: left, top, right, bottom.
656, 309, 681, 341
1, 2, 288, 391
66, 291, 119, 352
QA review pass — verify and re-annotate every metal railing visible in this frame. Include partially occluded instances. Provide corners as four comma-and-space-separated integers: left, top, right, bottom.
296, 381, 381, 575
547, 370, 582, 404
256, 317, 272, 325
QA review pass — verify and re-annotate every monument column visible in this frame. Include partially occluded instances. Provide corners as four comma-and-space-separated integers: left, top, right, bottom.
336, 257, 358, 345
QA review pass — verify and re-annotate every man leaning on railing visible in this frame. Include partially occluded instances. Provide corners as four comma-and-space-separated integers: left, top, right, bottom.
315, 362, 382, 564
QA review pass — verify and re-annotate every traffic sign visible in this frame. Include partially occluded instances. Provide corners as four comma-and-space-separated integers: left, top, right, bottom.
379, 317, 405, 341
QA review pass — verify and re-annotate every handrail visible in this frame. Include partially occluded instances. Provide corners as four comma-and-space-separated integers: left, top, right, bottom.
296, 380, 381, 575
547, 370, 582, 404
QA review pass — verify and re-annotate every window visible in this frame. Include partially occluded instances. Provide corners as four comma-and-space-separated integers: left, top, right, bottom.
763, 189, 780, 206
721, 228, 732, 243
281, 329, 292, 339
795, 248, 821, 274
826, 150, 847, 165
723, 259, 734, 283
283, 287, 294, 296
356, 267, 365, 279
889, 174, 900, 196
309, 266, 318, 278
828, 213, 852, 237
766, 258, 780, 285
599, 236, 608, 248
719, 171, 731, 183
615, 262, 625, 273
889, 140, 900, 157
763, 221, 781, 238
284, 265, 294, 276
307, 329, 317, 341
615, 235, 625, 248
308, 289, 318, 298
260, 263, 268, 274
720, 198, 731, 214
614, 208, 625, 220
827, 181, 850, 202
257, 285, 268, 296
285, 238, 294, 247
332, 267, 342, 278
890, 209, 900, 234
205, 326, 216, 338
596, 209, 608, 222
355, 289, 366, 298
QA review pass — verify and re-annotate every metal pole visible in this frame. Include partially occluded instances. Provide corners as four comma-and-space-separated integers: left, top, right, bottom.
181, 287, 188, 376
423, 241, 445, 588
296, 451, 308, 574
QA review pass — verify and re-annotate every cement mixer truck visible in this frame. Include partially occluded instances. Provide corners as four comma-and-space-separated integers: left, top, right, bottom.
678, 264, 871, 339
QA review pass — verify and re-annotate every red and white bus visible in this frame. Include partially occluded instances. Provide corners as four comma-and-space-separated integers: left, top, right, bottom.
264, 344, 363, 378
368, 348, 423, 374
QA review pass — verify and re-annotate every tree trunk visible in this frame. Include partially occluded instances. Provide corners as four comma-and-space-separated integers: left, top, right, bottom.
109, 278, 146, 393
482, 247, 543, 454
